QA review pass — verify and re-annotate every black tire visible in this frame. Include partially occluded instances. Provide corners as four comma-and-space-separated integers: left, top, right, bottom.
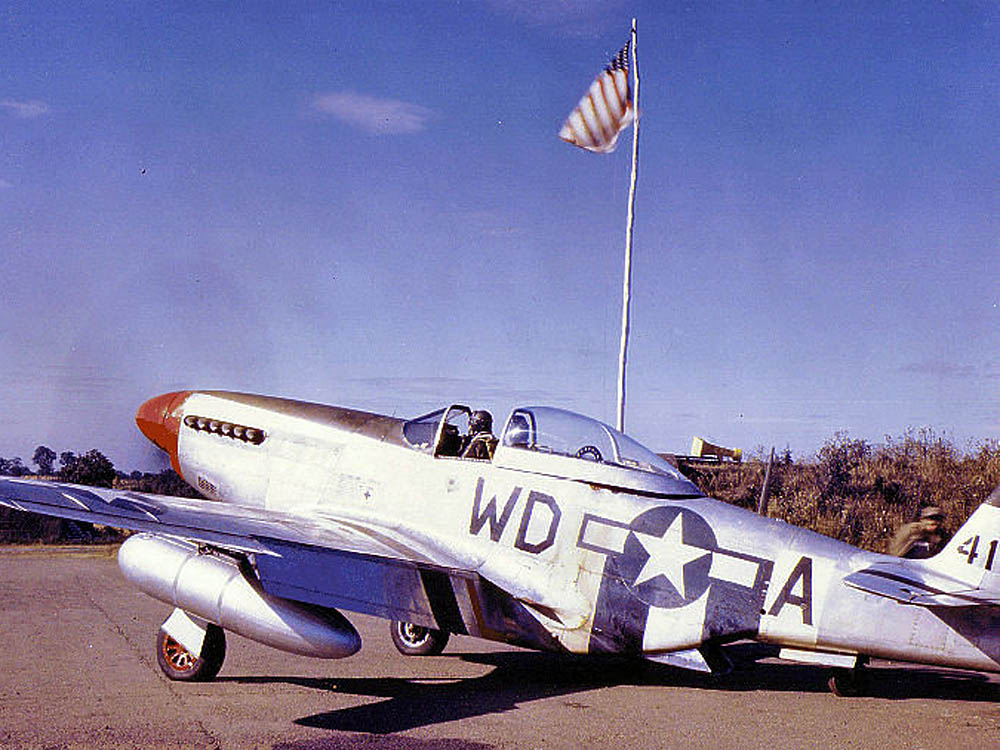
389, 620, 450, 656
156, 623, 226, 682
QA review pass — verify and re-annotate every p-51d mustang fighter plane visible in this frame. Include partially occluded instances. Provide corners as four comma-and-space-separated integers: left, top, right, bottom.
2, 390, 998, 695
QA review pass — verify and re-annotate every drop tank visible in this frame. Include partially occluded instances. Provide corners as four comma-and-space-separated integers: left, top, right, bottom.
119, 533, 360, 658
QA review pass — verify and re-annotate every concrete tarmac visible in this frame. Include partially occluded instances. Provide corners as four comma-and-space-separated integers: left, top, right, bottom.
1, 546, 997, 749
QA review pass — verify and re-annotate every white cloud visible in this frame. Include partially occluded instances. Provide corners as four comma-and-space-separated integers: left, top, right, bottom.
1, 99, 51, 119
311, 91, 433, 135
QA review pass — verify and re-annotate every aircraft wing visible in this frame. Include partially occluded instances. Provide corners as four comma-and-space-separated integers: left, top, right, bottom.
843, 560, 1000, 607
0, 477, 505, 636
0, 477, 449, 560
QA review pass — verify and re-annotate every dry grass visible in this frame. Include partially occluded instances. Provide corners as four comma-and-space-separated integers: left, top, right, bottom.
689, 430, 1000, 552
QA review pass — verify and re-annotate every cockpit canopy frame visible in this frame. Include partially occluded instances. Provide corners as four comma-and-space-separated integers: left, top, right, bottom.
403, 404, 701, 497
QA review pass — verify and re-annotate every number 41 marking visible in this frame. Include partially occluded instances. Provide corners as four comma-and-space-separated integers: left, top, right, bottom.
957, 536, 998, 570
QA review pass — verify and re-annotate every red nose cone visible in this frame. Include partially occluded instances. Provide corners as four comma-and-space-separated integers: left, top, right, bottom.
135, 391, 191, 470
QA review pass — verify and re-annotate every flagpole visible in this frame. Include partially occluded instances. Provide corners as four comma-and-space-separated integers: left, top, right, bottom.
616, 18, 639, 433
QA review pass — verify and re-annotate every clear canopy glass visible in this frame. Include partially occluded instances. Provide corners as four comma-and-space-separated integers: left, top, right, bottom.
404, 404, 700, 495
499, 406, 688, 480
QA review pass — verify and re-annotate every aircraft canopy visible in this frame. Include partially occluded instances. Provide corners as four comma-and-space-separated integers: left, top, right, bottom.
403, 404, 701, 496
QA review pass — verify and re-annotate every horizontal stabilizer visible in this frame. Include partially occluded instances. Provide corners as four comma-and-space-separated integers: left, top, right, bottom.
847, 495, 1000, 606
843, 561, 1000, 607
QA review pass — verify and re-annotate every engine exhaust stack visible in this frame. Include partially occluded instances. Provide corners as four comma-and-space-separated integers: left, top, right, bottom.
118, 534, 360, 658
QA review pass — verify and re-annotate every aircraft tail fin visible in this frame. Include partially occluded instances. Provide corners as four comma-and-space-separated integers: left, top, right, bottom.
922, 483, 1000, 592
843, 484, 1000, 607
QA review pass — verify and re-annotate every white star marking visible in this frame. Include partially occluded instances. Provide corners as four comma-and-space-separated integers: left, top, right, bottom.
632, 513, 711, 598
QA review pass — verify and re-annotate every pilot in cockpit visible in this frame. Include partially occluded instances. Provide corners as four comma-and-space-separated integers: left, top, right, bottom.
462, 410, 498, 460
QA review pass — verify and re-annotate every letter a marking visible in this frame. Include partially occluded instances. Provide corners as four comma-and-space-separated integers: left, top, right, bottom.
767, 556, 813, 625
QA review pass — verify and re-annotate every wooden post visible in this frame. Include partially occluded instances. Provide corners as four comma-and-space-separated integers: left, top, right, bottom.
758, 447, 775, 515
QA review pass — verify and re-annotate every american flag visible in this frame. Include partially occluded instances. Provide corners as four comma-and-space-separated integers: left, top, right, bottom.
559, 42, 634, 153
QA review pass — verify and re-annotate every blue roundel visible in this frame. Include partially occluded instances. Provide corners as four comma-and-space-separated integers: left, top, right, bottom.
617, 506, 718, 608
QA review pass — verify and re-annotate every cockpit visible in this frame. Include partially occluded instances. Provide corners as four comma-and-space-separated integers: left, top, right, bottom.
403, 404, 702, 497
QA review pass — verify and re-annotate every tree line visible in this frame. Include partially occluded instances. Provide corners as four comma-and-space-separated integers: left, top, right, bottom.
0, 444, 199, 543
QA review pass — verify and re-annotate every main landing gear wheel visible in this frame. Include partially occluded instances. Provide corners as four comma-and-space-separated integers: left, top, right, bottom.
389, 620, 450, 656
156, 624, 227, 682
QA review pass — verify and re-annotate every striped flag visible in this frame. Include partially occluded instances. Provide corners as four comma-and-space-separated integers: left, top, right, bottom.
559, 42, 634, 153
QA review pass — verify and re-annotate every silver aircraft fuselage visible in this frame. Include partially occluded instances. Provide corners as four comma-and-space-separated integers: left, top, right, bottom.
127, 390, 1000, 674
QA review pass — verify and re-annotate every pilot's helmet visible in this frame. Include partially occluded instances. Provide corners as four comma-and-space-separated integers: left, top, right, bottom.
504, 413, 530, 447
470, 410, 493, 434
919, 506, 944, 522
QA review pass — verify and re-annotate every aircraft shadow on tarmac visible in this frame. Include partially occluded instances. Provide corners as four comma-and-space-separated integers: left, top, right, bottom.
220, 644, 999, 735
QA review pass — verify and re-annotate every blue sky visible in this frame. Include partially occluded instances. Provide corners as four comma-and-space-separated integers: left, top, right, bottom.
1, 1, 997, 472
